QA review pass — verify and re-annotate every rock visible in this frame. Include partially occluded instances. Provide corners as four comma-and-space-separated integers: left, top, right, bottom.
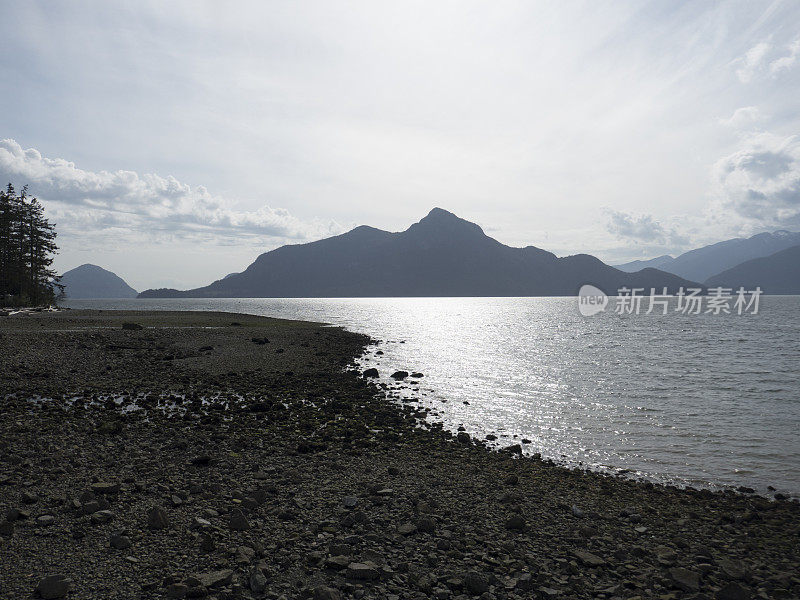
325, 555, 350, 570
411, 372, 424, 378
6, 507, 29, 521
166, 583, 189, 598
342, 496, 359, 509
504, 474, 519, 485
314, 586, 342, 600
390, 371, 409, 380
36, 515, 55, 527
416, 516, 436, 533
110, 533, 131, 549
96, 420, 122, 435
346, 562, 379, 581
249, 569, 267, 593
147, 506, 170, 530
503, 444, 523, 455
121, 322, 143, 330
193, 569, 233, 588
22, 491, 38, 504
464, 571, 489, 595
90, 510, 114, 524
35, 575, 73, 599
456, 431, 471, 444
669, 567, 701, 592
716, 582, 750, 600
91, 482, 120, 495
571, 504, 585, 518
362, 368, 379, 378
505, 514, 526, 531
229, 510, 250, 531
190, 455, 212, 466
572, 549, 605, 567
718, 558, 747, 580
397, 523, 417, 536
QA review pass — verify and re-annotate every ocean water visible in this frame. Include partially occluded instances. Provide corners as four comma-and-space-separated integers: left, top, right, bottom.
62, 296, 800, 496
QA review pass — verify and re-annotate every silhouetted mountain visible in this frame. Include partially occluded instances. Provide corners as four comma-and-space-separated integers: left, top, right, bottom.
614, 255, 674, 272
705, 245, 800, 294
139, 208, 699, 298
60, 264, 138, 299
643, 231, 800, 282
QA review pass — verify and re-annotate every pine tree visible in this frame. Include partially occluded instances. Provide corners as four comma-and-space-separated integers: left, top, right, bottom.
0, 183, 61, 306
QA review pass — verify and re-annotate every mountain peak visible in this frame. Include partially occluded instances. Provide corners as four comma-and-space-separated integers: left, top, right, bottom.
413, 207, 485, 236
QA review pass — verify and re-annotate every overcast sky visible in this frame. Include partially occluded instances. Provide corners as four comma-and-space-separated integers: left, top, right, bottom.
1, 0, 799, 290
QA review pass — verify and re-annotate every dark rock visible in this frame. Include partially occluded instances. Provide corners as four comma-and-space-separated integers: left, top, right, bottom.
505, 514, 526, 531
669, 567, 701, 592
121, 322, 143, 330
166, 583, 189, 598
110, 533, 132, 549
416, 516, 436, 533
36, 515, 55, 527
193, 569, 233, 588
398, 523, 417, 535
91, 482, 120, 495
248, 569, 267, 593
362, 368, 379, 378
346, 562, 379, 580
390, 371, 409, 380
464, 571, 489, 595
35, 575, 73, 599
503, 444, 523, 455
572, 549, 605, 566
147, 506, 170, 530
229, 510, 250, 531
314, 586, 342, 600
716, 582, 750, 600
457, 432, 471, 444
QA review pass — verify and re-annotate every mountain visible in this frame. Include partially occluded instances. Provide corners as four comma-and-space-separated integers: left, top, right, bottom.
60, 264, 138, 299
139, 208, 699, 298
615, 255, 674, 273
705, 245, 800, 294
639, 231, 800, 283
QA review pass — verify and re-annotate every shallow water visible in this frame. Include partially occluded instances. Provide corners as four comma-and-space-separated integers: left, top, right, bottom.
61, 296, 800, 496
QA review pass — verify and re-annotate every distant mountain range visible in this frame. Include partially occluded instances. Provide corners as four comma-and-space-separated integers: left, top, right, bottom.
615, 231, 800, 283
139, 208, 698, 298
614, 254, 675, 273
60, 264, 138, 299
706, 245, 800, 294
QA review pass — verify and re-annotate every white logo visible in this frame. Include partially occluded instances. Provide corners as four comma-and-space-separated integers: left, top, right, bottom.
578, 284, 608, 316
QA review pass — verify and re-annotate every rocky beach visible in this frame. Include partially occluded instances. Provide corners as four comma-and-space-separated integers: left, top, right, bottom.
0, 310, 798, 600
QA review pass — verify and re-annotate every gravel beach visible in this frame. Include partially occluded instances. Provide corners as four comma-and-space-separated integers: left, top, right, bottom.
0, 310, 798, 600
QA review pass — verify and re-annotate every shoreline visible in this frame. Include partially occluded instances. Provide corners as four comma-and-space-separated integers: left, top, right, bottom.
1, 310, 798, 600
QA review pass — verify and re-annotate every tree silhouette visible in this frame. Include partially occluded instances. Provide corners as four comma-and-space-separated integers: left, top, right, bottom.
0, 184, 62, 306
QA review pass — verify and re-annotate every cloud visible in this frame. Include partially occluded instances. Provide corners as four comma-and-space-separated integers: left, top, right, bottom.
605, 210, 689, 247
719, 106, 766, 129
0, 139, 343, 245
769, 38, 800, 75
734, 41, 771, 83
712, 132, 800, 229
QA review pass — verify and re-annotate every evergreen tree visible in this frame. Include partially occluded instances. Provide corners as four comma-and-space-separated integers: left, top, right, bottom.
0, 183, 62, 306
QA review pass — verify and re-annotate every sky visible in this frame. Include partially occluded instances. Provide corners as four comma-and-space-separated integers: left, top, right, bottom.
1, 0, 799, 290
